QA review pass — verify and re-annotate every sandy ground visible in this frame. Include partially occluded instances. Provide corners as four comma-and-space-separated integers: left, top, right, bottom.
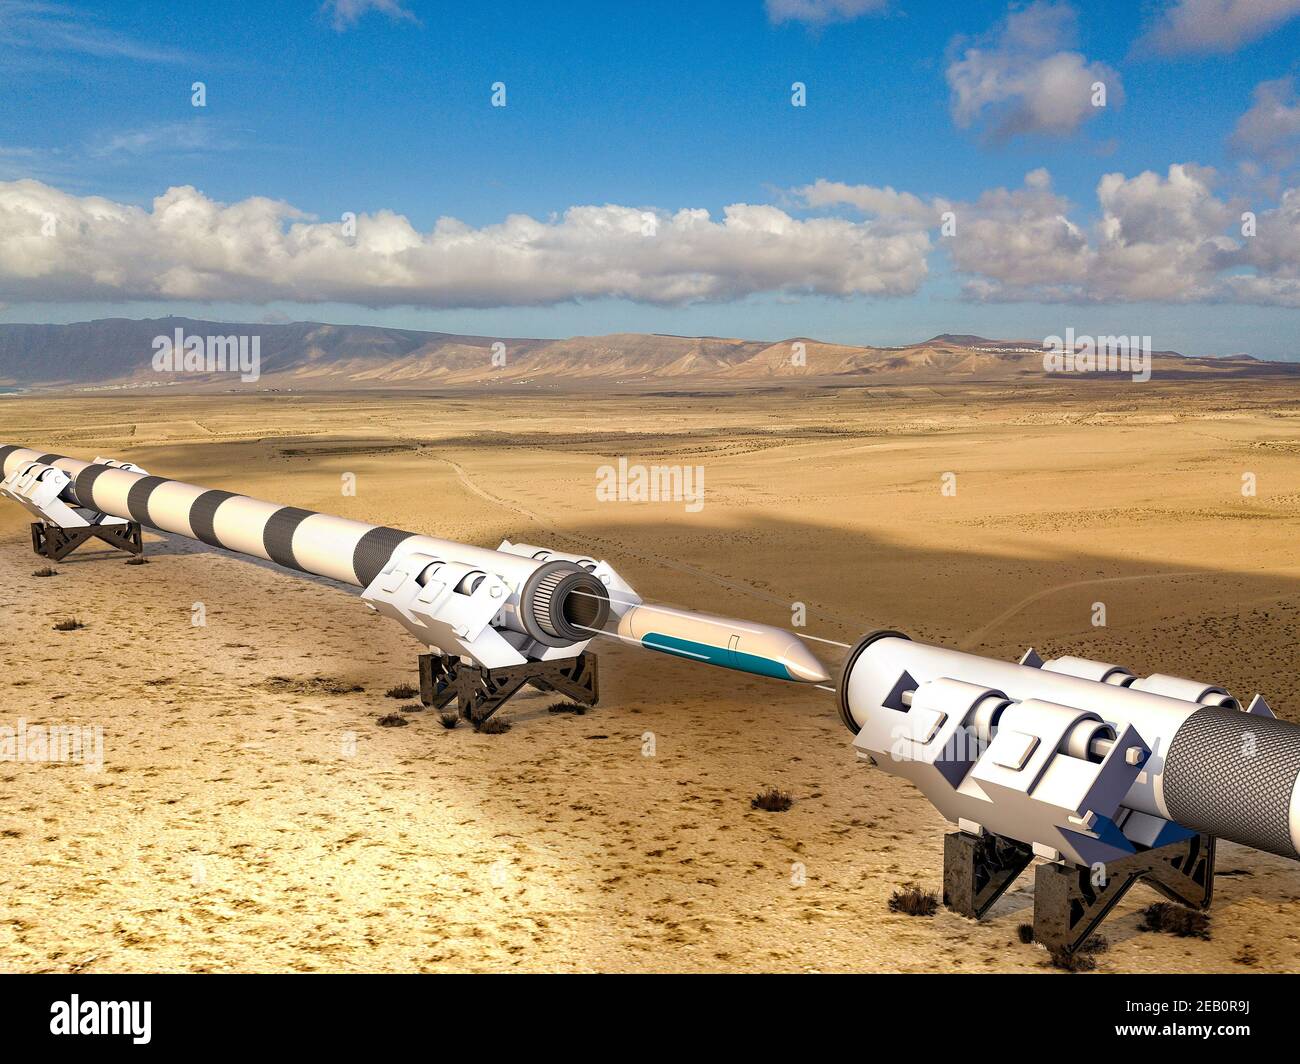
1, 380, 1298, 973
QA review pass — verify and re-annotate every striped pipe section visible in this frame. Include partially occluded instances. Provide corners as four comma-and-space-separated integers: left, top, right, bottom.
0, 444, 608, 645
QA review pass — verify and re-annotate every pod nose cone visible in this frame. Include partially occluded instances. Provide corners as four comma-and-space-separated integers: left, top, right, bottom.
782, 638, 831, 684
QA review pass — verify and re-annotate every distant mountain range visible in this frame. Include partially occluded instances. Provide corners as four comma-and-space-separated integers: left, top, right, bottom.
0, 318, 1294, 390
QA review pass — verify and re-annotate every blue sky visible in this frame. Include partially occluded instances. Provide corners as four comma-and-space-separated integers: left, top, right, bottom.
2, 0, 1299, 357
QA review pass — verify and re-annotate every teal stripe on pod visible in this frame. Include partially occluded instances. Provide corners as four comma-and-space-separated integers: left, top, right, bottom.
641, 633, 794, 680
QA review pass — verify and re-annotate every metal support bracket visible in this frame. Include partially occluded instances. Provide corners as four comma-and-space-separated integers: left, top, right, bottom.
943, 830, 1035, 919
31, 521, 143, 562
418, 652, 599, 724
942, 827, 1215, 958
1033, 832, 1214, 957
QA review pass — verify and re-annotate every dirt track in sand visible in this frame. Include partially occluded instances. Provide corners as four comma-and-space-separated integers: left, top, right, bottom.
1, 380, 1298, 972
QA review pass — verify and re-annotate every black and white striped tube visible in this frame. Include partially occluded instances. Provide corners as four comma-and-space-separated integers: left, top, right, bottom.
0, 443, 609, 648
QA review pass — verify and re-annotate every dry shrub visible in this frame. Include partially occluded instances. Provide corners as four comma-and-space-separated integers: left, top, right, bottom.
385, 684, 418, 700
888, 883, 939, 917
1138, 902, 1210, 939
751, 787, 793, 812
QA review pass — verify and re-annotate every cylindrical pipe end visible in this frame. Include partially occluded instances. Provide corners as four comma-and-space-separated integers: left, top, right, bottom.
838, 629, 911, 733
520, 561, 610, 647
1163, 707, 1300, 860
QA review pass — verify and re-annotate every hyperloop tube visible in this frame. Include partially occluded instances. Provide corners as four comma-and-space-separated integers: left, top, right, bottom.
0, 444, 609, 645
839, 632, 1300, 860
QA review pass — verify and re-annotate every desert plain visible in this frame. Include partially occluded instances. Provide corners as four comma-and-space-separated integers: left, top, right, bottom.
1, 377, 1298, 973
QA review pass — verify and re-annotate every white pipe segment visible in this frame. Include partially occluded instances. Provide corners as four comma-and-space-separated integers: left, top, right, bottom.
840, 632, 1300, 862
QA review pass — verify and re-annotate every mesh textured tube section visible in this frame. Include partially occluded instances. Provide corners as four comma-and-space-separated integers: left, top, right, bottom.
1163, 706, 1300, 859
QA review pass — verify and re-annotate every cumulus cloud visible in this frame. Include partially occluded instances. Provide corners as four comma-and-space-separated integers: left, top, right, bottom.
811, 165, 1300, 306
793, 167, 1263, 304
938, 164, 1300, 305
0, 180, 933, 307
1231, 77, 1300, 168
9, 170, 1300, 311
946, 2, 1122, 140
1226, 185, 1300, 304
1137, 0, 1300, 56
764, 0, 889, 26
321, 0, 418, 32
943, 168, 1092, 300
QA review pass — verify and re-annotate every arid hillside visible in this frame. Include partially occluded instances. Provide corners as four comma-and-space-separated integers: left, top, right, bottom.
2, 318, 1296, 390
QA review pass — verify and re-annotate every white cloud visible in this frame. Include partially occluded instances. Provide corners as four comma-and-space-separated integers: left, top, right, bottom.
1231, 77, 1300, 168
8, 169, 1299, 312
321, 0, 418, 32
944, 169, 1093, 299
793, 178, 941, 226
0, 0, 186, 63
88, 121, 227, 160
764, 0, 889, 25
792, 166, 1300, 305
0, 180, 933, 307
1137, 0, 1300, 56
946, 2, 1122, 140
1227, 185, 1300, 304
937, 164, 1300, 305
